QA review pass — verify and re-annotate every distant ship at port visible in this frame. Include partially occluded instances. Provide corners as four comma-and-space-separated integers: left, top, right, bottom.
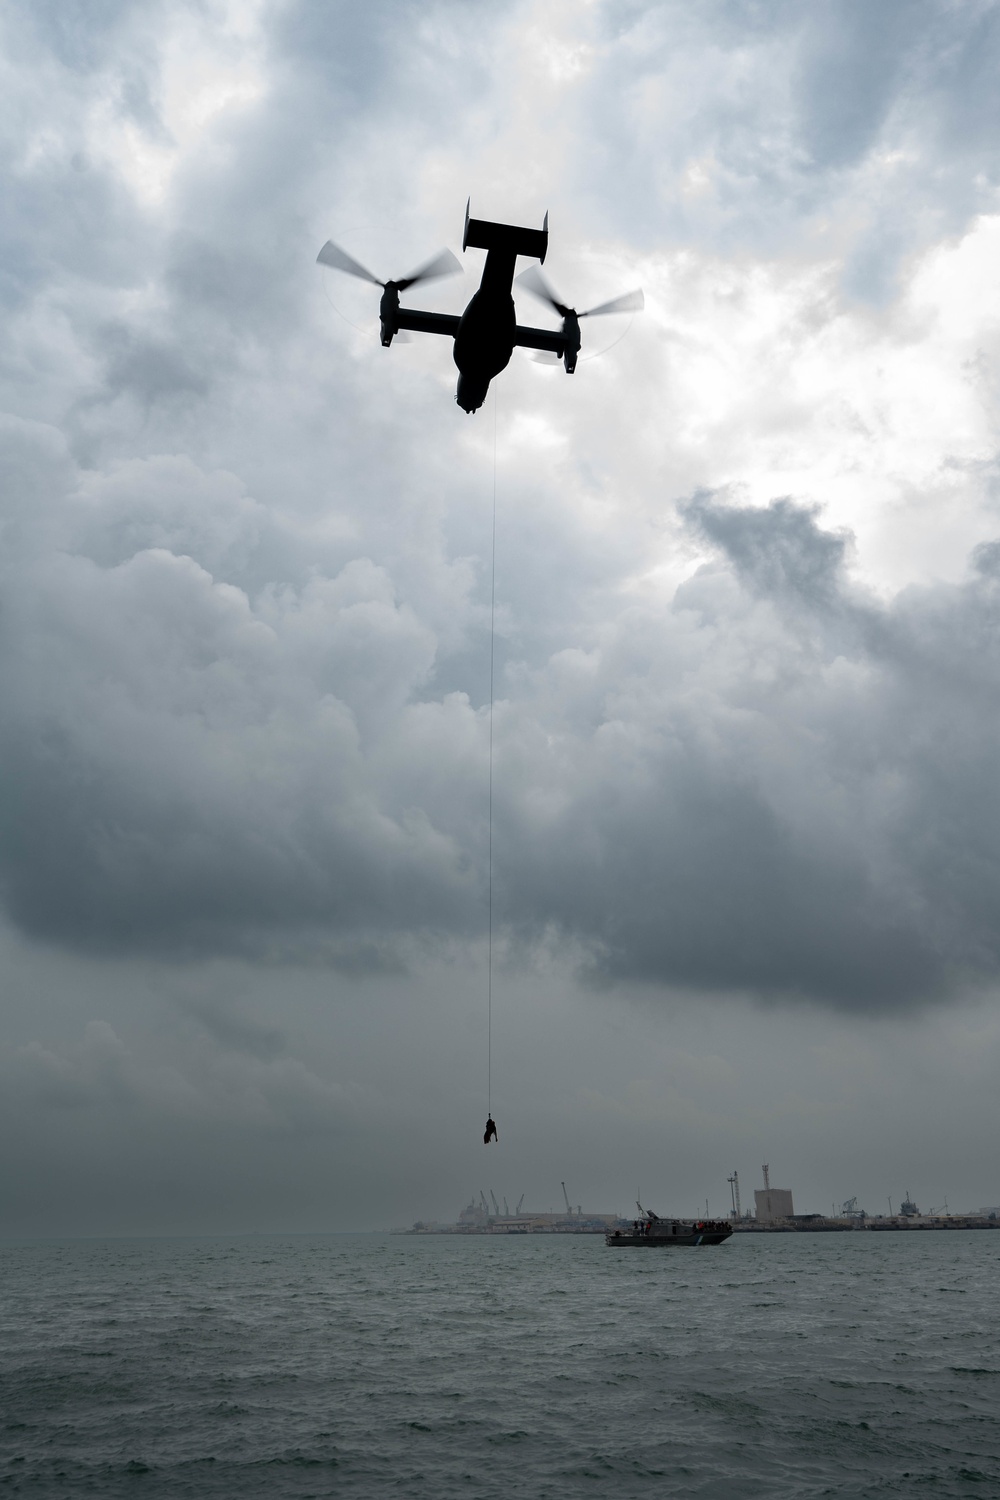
399, 1183, 626, 1235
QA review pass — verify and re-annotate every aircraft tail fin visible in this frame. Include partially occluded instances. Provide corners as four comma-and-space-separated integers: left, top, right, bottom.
463, 200, 548, 263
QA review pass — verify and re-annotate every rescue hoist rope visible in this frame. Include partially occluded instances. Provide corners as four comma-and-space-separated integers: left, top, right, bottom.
487, 388, 497, 1117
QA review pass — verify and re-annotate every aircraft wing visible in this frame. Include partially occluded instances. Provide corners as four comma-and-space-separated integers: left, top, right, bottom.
513, 324, 567, 355
395, 309, 461, 337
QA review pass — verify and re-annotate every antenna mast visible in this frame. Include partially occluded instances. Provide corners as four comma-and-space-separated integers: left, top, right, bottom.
728, 1171, 742, 1219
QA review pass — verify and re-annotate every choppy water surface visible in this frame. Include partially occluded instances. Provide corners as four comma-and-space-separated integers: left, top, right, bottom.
1, 1230, 998, 1497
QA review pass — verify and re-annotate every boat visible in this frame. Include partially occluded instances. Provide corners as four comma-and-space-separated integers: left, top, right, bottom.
605, 1202, 733, 1248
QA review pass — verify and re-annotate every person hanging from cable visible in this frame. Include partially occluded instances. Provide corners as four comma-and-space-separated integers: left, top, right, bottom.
483, 1115, 498, 1145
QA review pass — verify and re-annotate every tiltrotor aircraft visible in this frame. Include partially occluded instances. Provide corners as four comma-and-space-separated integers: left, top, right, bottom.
317, 202, 643, 413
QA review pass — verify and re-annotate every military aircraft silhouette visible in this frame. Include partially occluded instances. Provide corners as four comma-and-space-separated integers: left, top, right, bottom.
317, 202, 643, 413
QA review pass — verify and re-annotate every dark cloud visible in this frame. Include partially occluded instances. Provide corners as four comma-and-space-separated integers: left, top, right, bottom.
6, 0, 1000, 1236
574, 0, 1000, 296
180, 996, 287, 1060
1, 413, 1000, 1014
0, 548, 473, 961
1, 0, 999, 1019
498, 495, 1000, 1008
681, 492, 851, 606
791, 0, 925, 169
94, 321, 209, 405
17, 0, 157, 73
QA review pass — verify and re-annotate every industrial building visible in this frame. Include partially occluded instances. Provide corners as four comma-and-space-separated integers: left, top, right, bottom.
754, 1164, 794, 1223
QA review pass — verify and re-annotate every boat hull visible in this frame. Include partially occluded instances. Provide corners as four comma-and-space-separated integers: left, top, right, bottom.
606, 1221, 732, 1248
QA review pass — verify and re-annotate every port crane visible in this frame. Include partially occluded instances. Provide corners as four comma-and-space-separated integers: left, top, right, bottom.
478, 1189, 525, 1218
560, 1181, 581, 1217
727, 1171, 742, 1219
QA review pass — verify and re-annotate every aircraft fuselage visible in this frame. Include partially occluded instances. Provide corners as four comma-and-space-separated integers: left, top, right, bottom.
452, 250, 519, 413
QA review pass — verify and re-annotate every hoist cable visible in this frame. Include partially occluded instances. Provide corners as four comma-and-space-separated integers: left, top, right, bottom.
487, 387, 498, 1117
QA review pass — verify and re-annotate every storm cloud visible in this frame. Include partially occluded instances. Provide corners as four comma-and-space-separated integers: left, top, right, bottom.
6, 0, 1000, 1233
2, 0, 1000, 1015
1, 398, 1000, 1012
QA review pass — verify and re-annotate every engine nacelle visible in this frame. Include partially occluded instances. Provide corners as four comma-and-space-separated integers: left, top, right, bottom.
561, 311, 581, 373
379, 283, 400, 346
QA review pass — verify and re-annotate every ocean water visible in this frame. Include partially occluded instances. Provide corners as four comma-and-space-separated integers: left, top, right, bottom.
1, 1231, 998, 1498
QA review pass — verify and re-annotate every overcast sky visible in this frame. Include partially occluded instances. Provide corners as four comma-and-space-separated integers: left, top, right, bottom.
3, 0, 1000, 1234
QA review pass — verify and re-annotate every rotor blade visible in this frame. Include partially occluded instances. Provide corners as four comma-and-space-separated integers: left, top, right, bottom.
392, 329, 413, 343
515, 264, 572, 317
316, 240, 384, 287
579, 288, 644, 318
396, 248, 462, 291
